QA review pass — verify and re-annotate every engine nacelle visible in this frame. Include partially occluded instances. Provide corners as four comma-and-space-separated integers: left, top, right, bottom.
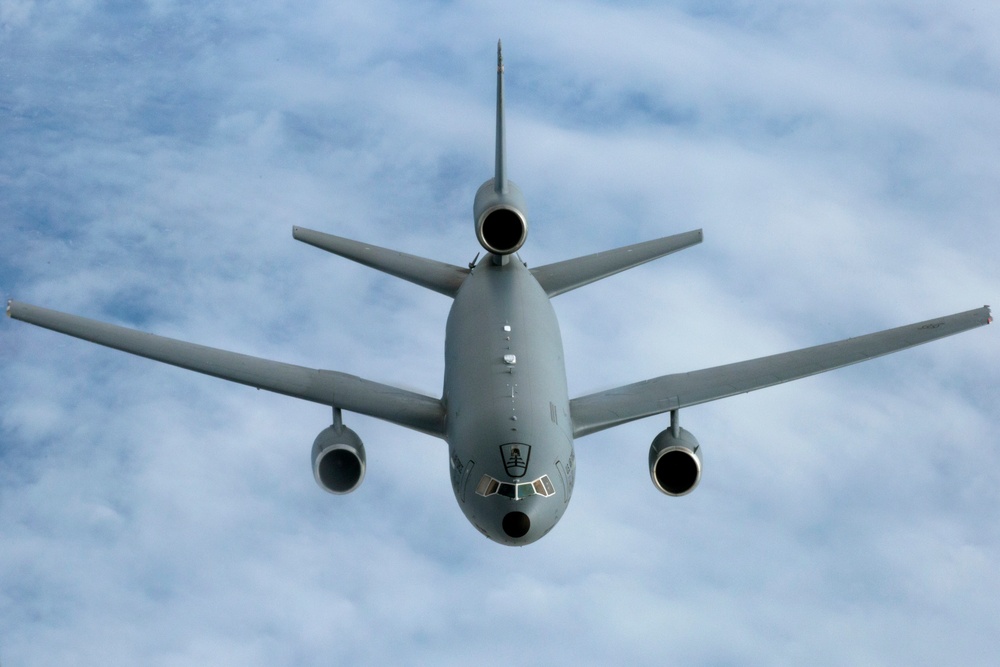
311, 424, 366, 494
648, 427, 702, 496
473, 179, 528, 255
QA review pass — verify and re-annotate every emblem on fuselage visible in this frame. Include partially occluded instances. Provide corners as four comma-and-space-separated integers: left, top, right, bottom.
500, 443, 530, 478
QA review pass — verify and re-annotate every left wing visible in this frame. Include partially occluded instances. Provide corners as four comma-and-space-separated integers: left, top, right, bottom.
571, 306, 991, 438
7, 300, 446, 438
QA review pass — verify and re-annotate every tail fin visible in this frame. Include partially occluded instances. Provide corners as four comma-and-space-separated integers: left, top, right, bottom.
494, 40, 507, 194
474, 39, 528, 256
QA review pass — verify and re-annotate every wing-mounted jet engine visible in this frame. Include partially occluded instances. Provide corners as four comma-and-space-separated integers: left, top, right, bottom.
473, 42, 528, 256
312, 409, 366, 494
648, 412, 702, 496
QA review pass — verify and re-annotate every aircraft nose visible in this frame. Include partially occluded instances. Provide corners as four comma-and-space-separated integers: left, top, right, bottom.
502, 511, 531, 538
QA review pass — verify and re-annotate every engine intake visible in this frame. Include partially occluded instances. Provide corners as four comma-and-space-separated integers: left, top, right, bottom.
311, 424, 366, 494
649, 427, 702, 496
474, 179, 528, 255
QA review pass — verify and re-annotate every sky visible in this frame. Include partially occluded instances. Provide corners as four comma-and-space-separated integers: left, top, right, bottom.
2, 0, 999, 664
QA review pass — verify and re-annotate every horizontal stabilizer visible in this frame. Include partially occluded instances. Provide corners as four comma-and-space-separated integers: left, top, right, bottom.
293, 226, 469, 298
7, 300, 447, 437
530, 229, 703, 297
570, 306, 991, 438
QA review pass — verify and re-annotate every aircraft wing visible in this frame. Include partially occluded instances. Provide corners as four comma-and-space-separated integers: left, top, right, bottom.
570, 306, 991, 438
7, 300, 446, 437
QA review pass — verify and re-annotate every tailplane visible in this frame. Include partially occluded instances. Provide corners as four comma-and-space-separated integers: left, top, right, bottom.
530, 229, 704, 297
292, 226, 469, 298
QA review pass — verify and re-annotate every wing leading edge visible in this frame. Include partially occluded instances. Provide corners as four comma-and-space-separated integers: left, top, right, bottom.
570, 306, 991, 438
7, 300, 446, 438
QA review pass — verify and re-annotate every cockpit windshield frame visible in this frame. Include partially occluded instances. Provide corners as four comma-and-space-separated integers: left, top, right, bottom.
475, 473, 556, 500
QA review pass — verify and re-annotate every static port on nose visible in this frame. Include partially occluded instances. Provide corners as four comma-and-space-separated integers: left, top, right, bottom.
502, 511, 531, 538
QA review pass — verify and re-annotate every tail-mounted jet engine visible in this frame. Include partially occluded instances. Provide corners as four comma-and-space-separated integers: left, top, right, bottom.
311, 423, 366, 494
648, 426, 702, 496
473, 179, 528, 255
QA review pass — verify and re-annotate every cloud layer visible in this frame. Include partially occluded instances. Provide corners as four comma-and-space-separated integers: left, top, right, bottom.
2, 1, 998, 664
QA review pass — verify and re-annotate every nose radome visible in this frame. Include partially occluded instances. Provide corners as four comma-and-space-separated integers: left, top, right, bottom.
502, 511, 531, 538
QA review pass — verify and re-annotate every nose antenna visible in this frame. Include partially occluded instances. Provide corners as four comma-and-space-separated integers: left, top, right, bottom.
494, 39, 507, 194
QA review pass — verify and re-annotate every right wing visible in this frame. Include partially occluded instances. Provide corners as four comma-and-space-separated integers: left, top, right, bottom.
7, 300, 446, 438
570, 306, 991, 438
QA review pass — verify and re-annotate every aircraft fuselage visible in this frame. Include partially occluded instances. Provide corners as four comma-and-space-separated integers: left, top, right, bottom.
444, 254, 575, 544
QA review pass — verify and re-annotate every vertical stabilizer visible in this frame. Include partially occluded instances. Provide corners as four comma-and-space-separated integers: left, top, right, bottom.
473, 40, 528, 256
495, 40, 507, 194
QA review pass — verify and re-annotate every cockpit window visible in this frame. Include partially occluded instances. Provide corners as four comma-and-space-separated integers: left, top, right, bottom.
475, 474, 556, 500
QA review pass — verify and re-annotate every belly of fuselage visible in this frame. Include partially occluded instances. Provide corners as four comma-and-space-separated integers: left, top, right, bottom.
443, 256, 575, 544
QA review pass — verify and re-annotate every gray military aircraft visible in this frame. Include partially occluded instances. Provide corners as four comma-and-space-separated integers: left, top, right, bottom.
7, 43, 992, 545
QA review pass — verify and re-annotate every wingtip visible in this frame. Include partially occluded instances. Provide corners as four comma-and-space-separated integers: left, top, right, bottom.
5, 299, 12, 318
497, 39, 503, 71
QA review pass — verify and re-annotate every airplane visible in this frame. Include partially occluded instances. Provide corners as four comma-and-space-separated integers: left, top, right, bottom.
6, 42, 992, 545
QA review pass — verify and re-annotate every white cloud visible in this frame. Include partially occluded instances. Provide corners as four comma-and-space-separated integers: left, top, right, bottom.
1, 1, 997, 665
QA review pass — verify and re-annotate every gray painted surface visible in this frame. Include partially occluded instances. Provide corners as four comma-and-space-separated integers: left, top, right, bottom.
570, 306, 992, 438
5, 300, 446, 437
531, 229, 704, 297
444, 254, 573, 543
291, 226, 469, 297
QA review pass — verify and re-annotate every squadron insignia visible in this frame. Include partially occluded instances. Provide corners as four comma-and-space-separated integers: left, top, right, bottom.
500, 443, 530, 477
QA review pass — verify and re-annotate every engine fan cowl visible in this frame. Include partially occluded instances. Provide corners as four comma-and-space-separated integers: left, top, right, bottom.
649, 427, 702, 496
311, 424, 366, 494
473, 179, 528, 255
